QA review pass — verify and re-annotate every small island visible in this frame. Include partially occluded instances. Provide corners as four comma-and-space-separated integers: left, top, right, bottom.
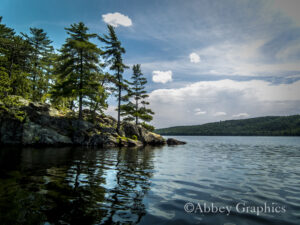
0, 17, 183, 148
0, 97, 168, 147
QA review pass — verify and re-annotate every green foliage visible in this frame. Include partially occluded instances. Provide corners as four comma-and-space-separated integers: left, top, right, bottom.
141, 122, 155, 132
132, 135, 138, 141
155, 115, 300, 136
49, 56, 77, 111
0, 17, 155, 128
99, 25, 129, 132
0, 54, 26, 122
0, 68, 11, 99
0, 95, 27, 122
117, 136, 129, 145
22, 27, 54, 102
83, 73, 109, 121
121, 64, 154, 125
52, 22, 105, 119
0, 18, 32, 100
34, 136, 40, 142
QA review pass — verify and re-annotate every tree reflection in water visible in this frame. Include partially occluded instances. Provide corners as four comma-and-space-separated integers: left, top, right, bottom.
0, 146, 158, 224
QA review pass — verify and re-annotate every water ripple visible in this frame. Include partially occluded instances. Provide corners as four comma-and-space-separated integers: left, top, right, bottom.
0, 136, 299, 224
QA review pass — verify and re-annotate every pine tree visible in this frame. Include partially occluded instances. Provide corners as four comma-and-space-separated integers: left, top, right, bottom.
98, 25, 129, 132
52, 22, 103, 119
84, 71, 109, 121
22, 28, 53, 101
0, 17, 14, 51
0, 69, 10, 101
49, 53, 75, 110
5, 36, 33, 97
121, 64, 154, 126
0, 16, 14, 99
0, 17, 32, 99
40, 51, 57, 102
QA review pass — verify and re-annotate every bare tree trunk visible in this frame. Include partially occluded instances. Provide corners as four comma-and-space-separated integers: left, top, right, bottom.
79, 51, 83, 120
117, 82, 121, 133
136, 97, 138, 125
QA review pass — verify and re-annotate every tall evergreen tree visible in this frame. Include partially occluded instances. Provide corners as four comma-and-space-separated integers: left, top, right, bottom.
22, 28, 53, 101
52, 22, 103, 119
84, 71, 109, 121
98, 25, 128, 132
40, 51, 58, 102
121, 64, 154, 125
50, 53, 75, 110
0, 17, 32, 99
5, 36, 32, 97
0, 16, 14, 99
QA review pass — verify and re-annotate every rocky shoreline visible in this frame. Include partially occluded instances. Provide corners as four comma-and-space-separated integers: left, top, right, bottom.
0, 98, 185, 148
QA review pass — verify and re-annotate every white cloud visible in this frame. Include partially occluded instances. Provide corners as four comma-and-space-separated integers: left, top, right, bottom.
232, 113, 250, 118
152, 70, 173, 83
194, 108, 206, 115
142, 39, 300, 79
189, 52, 201, 63
214, 112, 227, 116
272, 0, 300, 25
102, 12, 132, 27
197, 40, 267, 76
148, 79, 300, 128
104, 105, 117, 118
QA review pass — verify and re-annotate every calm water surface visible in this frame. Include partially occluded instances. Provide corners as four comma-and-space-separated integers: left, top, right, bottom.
0, 136, 300, 225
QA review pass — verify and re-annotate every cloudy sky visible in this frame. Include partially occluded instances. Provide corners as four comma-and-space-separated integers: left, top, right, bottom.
2, 0, 300, 128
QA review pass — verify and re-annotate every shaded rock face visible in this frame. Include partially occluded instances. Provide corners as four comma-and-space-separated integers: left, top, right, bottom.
88, 134, 118, 147
166, 138, 186, 145
122, 122, 141, 139
22, 121, 72, 145
122, 122, 166, 146
0, 112, 23, 144
0, 99, 166, 148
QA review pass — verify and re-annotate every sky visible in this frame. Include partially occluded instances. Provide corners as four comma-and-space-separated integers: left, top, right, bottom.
1, 0, 300, 128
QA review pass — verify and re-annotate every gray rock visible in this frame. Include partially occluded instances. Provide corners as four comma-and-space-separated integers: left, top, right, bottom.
167, 138, 186, 145
122, 122, 141, 139
103, 116, 117, 126
138, 126, 166, 145
98, 127, 116, 134
71, 120, 94, 131
122, 122, 166, 145
89, 134, 104, 146
0, 97, 168, 147
0, 116, 23, 144
72, 130, 89, 145
22, 121, 72, 145
127, 138, 143, 147
89, 134, 118, 147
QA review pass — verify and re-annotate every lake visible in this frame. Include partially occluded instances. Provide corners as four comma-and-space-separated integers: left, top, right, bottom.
0, 136, 300, 225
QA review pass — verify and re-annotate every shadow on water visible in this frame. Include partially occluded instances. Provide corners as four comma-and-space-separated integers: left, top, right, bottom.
2, 137, 300, 225
0, 145, 160, 225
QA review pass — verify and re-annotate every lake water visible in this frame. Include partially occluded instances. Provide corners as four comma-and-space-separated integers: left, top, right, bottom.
0, 136, 300, 225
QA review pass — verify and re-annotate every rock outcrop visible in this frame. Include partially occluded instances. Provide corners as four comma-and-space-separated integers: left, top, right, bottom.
167, 138, 186, 145
0, 98, 170, 148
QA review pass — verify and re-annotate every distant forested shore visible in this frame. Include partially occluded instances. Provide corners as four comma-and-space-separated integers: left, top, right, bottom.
155, 115, 300, 136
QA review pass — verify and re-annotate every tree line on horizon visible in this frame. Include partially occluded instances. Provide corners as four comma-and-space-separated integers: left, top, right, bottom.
0, 16, 154, 132
155, 115, 300, 136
